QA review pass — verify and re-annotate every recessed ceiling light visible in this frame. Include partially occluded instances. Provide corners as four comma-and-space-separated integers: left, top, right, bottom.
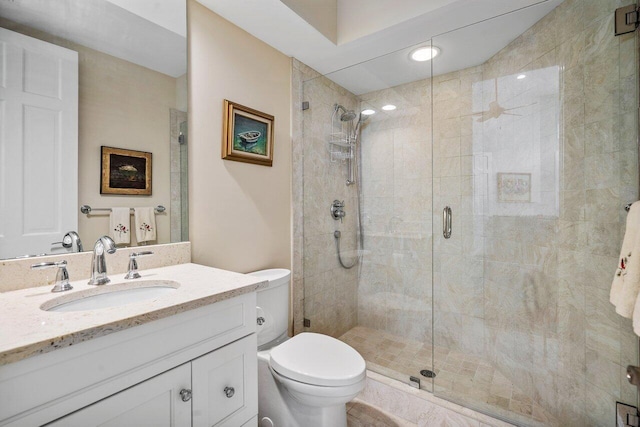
382, 105, 396, 111
517, 74, 526, 80
410, 46, 440, 62
361, 109, 376, 115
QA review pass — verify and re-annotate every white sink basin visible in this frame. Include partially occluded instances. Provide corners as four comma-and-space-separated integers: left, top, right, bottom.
42, 280, 180, 312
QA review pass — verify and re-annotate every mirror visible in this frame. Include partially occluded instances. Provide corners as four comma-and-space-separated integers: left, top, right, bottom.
0, 0, 188, 259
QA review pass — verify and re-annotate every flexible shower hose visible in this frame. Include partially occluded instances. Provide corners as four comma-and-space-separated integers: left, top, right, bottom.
334, 230, 358, 269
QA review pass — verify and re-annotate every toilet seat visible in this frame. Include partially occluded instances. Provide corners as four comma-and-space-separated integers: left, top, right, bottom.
269, 333, 366, 387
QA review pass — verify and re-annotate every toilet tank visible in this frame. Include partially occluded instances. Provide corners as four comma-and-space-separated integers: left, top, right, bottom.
248, 268, 290, 348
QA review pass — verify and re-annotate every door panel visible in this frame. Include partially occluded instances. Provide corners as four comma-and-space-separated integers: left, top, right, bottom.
192, 335, 257, 427
0, 27, 78, 259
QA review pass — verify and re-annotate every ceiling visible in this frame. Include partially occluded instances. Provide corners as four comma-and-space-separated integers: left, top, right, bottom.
0, 0, 564, 92
0, 0, 187, 77
197, 0, 563, 94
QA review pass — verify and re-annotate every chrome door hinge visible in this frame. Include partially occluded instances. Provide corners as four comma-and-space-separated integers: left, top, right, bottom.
615, 5, 639, 36
617, 402, 639, 427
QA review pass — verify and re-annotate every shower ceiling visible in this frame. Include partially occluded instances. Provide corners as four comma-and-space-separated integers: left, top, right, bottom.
196, 0, 562, 94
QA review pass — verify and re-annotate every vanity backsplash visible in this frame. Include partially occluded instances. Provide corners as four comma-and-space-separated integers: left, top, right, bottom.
0, 242, 191, 293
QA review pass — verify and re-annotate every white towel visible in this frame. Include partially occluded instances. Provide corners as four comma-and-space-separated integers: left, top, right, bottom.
134, 207, 156, 243
110, 207, 131, 245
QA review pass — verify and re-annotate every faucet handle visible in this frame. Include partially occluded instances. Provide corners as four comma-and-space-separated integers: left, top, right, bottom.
31, 261, 73, 293
125, 251, 154, 280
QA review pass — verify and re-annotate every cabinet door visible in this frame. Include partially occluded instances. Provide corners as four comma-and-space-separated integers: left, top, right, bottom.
192, 335, 257, 427
47, 364, 191, 427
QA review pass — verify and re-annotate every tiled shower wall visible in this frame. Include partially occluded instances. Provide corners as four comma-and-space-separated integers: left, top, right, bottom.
293, 59, 360, 338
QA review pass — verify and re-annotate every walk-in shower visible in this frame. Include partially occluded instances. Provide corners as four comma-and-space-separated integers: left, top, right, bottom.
297, 1, 640, 426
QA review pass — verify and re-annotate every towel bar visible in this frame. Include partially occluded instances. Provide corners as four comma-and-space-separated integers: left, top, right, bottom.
80, 205, 165, 215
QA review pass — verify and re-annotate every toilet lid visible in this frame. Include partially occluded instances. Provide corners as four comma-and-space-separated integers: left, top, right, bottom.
269, 333, 366, 387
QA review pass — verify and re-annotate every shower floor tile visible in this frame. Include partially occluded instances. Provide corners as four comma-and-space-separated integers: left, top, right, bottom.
339, 326, 556, 427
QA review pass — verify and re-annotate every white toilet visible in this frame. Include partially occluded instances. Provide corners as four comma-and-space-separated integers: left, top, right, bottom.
249, 269, 366, 427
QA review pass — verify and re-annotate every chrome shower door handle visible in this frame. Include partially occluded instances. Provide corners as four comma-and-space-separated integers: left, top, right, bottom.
443, 206, 452, 239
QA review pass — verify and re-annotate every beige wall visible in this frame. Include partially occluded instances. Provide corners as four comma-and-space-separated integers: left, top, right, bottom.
0, 19, 177, 249
337, 0, 453, 44
281, 0, 337, 44
188, 0, 292, 273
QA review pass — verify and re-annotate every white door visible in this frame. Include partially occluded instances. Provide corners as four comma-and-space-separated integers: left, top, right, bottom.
192, 335, 258, 427
47, 364, 192, 427
0, 27, 78, 259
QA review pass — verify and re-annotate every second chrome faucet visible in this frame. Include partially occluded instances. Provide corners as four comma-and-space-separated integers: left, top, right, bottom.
88, 236, 117, 286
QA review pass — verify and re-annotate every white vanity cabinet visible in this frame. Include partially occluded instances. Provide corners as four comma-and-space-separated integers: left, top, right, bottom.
48, 336, 257, 427
0, 292, 259, 427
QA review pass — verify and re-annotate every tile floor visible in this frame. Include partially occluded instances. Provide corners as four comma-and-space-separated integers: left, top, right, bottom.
340, 326, 555, 426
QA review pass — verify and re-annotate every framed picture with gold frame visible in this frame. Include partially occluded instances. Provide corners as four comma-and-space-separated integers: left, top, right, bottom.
100, 146, 152, 195
222, 99, 274, 166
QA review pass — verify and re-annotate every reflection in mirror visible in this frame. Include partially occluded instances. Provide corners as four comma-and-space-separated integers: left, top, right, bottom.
0, 0, 188, 259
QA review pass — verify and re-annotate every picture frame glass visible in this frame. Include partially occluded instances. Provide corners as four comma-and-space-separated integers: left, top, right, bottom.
108, 153, 148, 190
101, 146, 152, 195
232, 111, 270, 157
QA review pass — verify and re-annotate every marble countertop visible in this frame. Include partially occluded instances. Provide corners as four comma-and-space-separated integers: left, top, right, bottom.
0, 263, 267, 366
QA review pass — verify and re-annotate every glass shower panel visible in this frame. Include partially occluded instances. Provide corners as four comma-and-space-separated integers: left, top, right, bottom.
431, 2, 638, 426
299, 42, 436, 391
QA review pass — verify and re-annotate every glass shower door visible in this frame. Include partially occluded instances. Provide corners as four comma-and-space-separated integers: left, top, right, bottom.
431, 2, 638, 426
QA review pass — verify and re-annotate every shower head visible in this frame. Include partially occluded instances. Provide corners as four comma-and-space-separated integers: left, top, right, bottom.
353, 112, 370, 138
340, 110, 357, 121
335, 104, 357, 122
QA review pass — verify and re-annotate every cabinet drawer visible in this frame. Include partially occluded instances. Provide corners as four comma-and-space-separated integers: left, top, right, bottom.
47, 364, 191, 427
192, 335, 257, 427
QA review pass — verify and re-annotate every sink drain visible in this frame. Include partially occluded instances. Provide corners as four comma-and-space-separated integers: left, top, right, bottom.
420, 369, 436, 378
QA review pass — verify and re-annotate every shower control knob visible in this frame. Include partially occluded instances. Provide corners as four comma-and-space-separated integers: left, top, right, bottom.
257, 316, 265, 325
224, 386, 235, 398
180, 388, 192, 402
331, 200, 346, 222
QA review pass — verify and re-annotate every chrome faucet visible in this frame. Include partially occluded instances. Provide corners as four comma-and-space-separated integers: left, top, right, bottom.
52, 231, 83, 252
88, 236, 117, 286
65, 231, 83, 252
